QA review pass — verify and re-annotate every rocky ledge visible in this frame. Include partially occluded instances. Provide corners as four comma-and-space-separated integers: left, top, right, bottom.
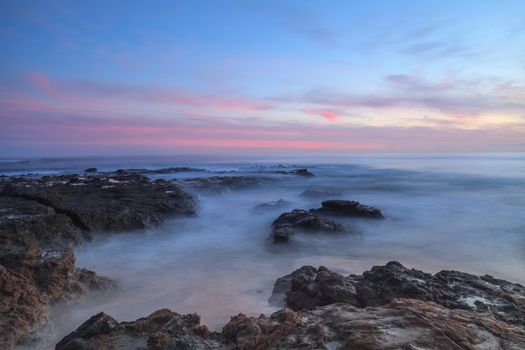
310, 199, 383, 218
57, 262, 525, 350
270, 199, 382, 242
0, 171, 197, 349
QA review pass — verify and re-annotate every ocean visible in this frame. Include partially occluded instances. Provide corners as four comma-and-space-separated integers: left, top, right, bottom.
2, 153, 524, 349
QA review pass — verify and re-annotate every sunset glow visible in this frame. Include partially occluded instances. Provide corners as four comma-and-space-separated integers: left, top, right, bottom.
1, 1, 524, 156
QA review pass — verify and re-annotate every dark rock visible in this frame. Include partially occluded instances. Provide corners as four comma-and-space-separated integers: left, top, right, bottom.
269, 265, 360, 309
2, 172, 196, 232
83, 168, 97, 173
300, 190, 342, 198
253, 199, 289, 212
124, 167, 206, 174
271, 261, 525, 327
274, 168, 314, 177
56, 309, 222, 350
180, 176, 271, 193
270, 209, 350, 242
311, 199, 384, 218
0, 171, 196, 348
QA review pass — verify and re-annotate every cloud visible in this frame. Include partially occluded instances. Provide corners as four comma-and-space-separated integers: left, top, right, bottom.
303, 109, 339, 122
20, 73, 273, 112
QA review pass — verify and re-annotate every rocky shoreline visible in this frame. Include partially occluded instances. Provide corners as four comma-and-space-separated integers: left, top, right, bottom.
55, 262, 525, 350
1, 167, 524, 349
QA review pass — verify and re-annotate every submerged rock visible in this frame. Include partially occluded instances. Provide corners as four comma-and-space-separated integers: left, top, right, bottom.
270, 209, 350, 242
274, 168, 314, 177
253, 199, 290, 212
310, 199, 384, 218
300, 190, 342, 198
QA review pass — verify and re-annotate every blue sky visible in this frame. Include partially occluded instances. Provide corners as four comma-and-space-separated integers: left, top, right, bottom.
1, 0, 524, 155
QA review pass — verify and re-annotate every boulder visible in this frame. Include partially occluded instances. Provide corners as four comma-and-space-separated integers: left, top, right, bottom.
270, 209, 350, 243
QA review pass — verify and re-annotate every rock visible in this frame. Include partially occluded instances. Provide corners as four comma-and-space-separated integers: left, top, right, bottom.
274, 168, 314, 177
56, 309, 222, 350
83, 168, 97, 173
125, 167, 206, 174
270, 209, 350, 243
269, 266, 360, 309
0, 247, 114, 349
180, 176, 271, 193
300, 190, 342, 198
2, 172, 196, 232
253, 199, 289, 212
311, 199, 384, 218
58, 299, 525, 349
271, 261, 525, 326
226, 299, 525, 350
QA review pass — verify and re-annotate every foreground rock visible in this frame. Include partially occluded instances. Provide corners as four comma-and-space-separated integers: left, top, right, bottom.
0, 172, 197, 348
310, 199, 384, 218
271, 261, 525, 326
58, 261, 525, 350
56, 309, 223, 350
270, 209, 350, 242
3, 172, 196, 232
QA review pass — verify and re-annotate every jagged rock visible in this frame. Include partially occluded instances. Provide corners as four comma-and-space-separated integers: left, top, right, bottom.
269, 266, 360, 309
56, 309, 222, 350
2, 172, 196, 232
253, 199, 289, 212
310, 200, 383, 218
300, 190, 342, 198
271, 261, 525, 326
57, 299, 525, 350
270, 209, 349, 242
0, 247, 114, 349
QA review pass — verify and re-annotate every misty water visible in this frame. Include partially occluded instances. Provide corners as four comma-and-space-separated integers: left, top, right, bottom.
3, 154, 525, 349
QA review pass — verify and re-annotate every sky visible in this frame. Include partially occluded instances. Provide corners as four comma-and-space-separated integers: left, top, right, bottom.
1, 0, 524, 156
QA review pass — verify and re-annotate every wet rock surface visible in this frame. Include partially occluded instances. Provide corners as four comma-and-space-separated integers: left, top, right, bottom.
179, 176, 272, 193
55, 309, 223, 350
270, 209, 350, 242
311, 199, 384, 218
2, 172, 196, 232
271, 261, 525, 326
0, 171, 197, 349
58, 263, 525, 349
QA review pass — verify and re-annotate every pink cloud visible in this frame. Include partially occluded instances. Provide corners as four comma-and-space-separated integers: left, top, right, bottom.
23, 73, 273, 112
303, 109, 339, 122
